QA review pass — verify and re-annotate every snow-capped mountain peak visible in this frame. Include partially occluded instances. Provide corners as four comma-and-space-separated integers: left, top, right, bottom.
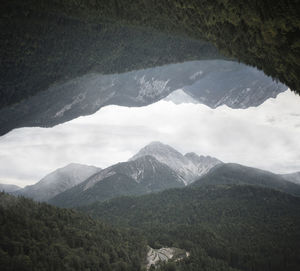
130, 142, 185, 169
130, 142, 222, 184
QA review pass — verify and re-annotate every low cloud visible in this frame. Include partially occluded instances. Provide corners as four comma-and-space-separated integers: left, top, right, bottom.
0, 90, 299, 187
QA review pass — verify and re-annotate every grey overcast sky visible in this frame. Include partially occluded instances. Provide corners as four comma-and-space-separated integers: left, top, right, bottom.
0, 89, 299, 187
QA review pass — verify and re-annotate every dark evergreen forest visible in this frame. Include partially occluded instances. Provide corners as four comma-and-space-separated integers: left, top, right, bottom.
2, 184, 300, 270
82, 185, 300, 271
1, 0, 299, 108
0, 193, 146, 271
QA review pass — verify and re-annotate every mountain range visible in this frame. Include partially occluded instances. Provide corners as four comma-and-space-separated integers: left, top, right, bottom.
0, 60, 286, 135
8, 141, 300, 208
7, 142, 220, 207
2, 141, 300, 270
49, 155, 186, 207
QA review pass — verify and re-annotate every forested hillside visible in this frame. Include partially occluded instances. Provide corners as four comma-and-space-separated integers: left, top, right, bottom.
192, 163, 300, 196
0, 193, 146, 271
1, 0, 299, 109
82, 185, 300, 271
2, 183, 300, 270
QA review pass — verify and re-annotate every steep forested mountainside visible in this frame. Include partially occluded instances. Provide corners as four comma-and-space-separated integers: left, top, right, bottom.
49, 156, 185, 208
1, 0, 299, 111
14, 163, 101, 202
0, 60, 286, 135
193, 163, 300, 196
0, 193, 146, 271
82, 185, 300, 271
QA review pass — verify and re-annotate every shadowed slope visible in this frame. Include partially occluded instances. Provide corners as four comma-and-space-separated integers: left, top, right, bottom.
1, 0, 299, 111
193, 163, 300, 196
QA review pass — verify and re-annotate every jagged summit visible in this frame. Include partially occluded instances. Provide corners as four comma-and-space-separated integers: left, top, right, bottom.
184, 152, 200, 159
130, 142, 222, 184
130, 142, 183, 162
49, 154, 185, 207
184, 152, 221, 164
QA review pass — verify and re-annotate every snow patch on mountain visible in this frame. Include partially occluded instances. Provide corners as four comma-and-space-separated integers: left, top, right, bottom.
189, 70, 203, 80
136, 76, 171, 102
55, 93, 87, 118
130, 142, 222, 184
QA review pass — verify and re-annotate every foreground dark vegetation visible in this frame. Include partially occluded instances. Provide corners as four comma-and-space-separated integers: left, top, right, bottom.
0, 193, 146, 271
1, 0, 300, 108
1, 184, 300, 271
82, 185, 300, 271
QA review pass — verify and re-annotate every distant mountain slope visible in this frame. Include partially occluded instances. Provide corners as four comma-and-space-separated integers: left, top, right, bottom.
82, 185, 300, 271
192, 163, 300, 196
182, 63, 287, 109
282, 172, 300, 184
130, 141, 222, 184
0, 192, 146, 271
15, 163, 101, 202
0, 60, 287, 136
0, 183, 20, 193
49, 156, 185, 207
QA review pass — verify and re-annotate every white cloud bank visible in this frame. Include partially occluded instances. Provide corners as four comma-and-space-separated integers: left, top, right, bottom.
0, 89, 299, 187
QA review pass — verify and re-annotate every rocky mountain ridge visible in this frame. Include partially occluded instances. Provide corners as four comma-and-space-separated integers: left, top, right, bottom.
0, 60, 286, 135
130, 141, 222, 184
49, 155, 186, 207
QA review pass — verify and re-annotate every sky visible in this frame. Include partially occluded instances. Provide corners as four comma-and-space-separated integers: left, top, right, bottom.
0, 89, 300, 187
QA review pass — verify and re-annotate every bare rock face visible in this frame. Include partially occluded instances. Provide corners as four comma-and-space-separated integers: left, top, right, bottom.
130, 141, 222, 184
146, 246, 189, 270
48, 142, 222, 207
